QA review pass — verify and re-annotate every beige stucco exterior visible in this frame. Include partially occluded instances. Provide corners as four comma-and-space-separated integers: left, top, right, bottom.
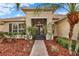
0, 8, 79, 40
0, 17, 26, 32
55, 18, 79, 40
0, 23, 9, 32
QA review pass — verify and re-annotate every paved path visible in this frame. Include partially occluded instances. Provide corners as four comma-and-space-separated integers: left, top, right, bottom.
30, 40, 48, 56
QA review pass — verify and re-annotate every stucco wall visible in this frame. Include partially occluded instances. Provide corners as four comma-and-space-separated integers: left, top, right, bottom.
25, 11, 53, 33
55, 18, 79, 40
0, 23, 9, 32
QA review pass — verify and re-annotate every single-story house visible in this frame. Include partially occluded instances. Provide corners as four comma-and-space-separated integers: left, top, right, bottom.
0, 8, 79, 40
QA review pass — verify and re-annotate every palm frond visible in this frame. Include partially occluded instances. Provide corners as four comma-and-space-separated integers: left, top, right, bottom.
67, 3, 77, 12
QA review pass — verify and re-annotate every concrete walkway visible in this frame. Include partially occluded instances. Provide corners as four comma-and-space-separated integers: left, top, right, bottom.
30, 40, 48, 56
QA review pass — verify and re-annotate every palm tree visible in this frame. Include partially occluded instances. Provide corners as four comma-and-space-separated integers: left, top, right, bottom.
66, 4, 79, 55
15, 3, 79, 55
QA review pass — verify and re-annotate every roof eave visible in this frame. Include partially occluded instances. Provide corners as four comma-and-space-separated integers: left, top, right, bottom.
21, 8, 56, 13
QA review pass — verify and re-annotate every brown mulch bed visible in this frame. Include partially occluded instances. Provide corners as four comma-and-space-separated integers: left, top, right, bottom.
0, 39, 35, 56
44, 40, 74, 56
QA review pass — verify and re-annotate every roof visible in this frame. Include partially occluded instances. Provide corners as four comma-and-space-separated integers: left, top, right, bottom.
0, 16, 26, 22
21, 8, 56, 12
0, 14, 66, 23
52, 14, 66, 22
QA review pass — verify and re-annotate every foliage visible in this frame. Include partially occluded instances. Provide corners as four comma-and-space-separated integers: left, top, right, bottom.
19, 32, 26, 35
56, 37, 77, 51
27, 26, 37, 37
0, 32, 26, 37
43, 25, 48, 35
0, 32, 5, 37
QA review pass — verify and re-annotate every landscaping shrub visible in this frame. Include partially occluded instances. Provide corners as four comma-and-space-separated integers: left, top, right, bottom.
55, 37, 77, 51
0, 32, 4, 37
71, 40, 76, 51
28, 26, 37, 37
19, 32, 26, 35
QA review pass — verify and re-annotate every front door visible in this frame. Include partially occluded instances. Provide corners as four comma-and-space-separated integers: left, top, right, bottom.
31, 18, 47, 40
36, 22, 44, 35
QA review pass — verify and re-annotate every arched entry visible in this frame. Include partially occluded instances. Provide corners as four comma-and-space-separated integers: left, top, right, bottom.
31, 18, 47, 40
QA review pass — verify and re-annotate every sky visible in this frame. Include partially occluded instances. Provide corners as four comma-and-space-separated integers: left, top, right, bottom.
0, 3, 68, 19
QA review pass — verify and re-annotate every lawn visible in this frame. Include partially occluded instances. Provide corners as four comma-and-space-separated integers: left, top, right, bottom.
0, 39, 34, 56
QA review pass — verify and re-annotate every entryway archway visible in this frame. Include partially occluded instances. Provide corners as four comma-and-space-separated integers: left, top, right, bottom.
31, 18, 47, 40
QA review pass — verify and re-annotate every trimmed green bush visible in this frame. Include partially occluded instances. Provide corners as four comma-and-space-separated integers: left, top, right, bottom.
55, 37, 77, 51
56, 37, 68, 49
71, 40, 76, 51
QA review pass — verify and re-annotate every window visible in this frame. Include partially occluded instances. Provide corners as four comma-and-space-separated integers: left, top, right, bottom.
9, 23, 26, 34
9, 23, 12, 32
13, 24, 17, 32
19, 23, 26, 33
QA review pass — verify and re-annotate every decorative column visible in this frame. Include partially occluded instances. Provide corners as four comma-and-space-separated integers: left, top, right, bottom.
46, 22, 53, 40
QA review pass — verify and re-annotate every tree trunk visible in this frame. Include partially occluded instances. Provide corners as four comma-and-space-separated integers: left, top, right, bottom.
75, 33, 79, 55
75, 41, 79, 55
69, 24, 74, 55
69, 39, 72, 55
